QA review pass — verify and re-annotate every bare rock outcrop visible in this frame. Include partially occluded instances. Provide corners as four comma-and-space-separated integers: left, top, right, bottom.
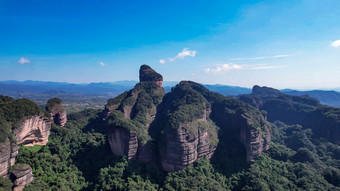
137, 141, 154, 163
0, 139, 19, 177
10, 164, 34, 191
108, 128, 138, 160
14, 115, 51, 146
46, 98, 67, 127
182, 81, 272, 163
106, 65, 165, 163
237, 114, 271, 162
139, 64, 163, 88
160, 121, 217, 172
105, 67, 271, 173
158, 83, 218, 172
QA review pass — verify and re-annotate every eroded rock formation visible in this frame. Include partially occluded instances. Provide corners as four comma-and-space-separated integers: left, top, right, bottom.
108, 128, 138, 160
46, 98, 67, 127
105, 66, 271, 172
160, 122, 217, 172
0, 139, 19, 177
14, 115, 51, 146
237, 114, 271, 162
157, 84, 218, 172
139, 64, 163, 88
106, 65, 165, 163
10, 164, 34, 191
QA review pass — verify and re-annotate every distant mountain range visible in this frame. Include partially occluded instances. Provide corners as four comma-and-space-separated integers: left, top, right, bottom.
1, 80, 340, 107
282, 90, 340, 108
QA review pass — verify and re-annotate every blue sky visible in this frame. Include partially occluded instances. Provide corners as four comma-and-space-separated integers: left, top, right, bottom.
1, 0, 340, 89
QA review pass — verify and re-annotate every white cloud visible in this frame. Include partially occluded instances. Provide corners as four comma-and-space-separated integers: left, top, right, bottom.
98, 61, 107, 66
175, 48, 197, 59
248, 65, 282, 70
167, 48, 197, 62
231, 54, 290, 61
159, 59, 166, 64
205, 63, 282, 75
204, 64, 243, 75
18, 57, 31, 64
331, 40, 340, 47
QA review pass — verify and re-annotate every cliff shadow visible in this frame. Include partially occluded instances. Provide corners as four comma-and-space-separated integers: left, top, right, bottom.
71, 140, 118, 190
210, 124, 249, 177
69, 109, 118, 190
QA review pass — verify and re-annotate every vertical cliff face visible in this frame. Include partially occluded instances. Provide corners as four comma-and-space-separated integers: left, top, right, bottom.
14, 115, 51, 146
46, 98, 67, 127
0, 139, 19, 177
183, 81, 272, 163
108, 128, 138, 160
10, 164, 34, 191
160, 122, 217, 172
106, 65, 165, 162
105, 67, 271, 172
237, 114, 271, 162
157, 83, 218, 172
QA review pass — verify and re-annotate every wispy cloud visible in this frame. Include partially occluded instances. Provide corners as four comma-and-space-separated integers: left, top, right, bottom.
169, 48, 197, 62
98, 61, 107, 66
160, 48, 197, 64
204, 64, 243, 75
331, 40, 340, 47
231, 54, 290, 61
18, 57, 31, 64
205, 63, 282, 75
248, 65, 282, 70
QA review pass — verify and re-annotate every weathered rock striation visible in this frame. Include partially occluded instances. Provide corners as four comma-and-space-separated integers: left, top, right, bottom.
10, 164, 34, 191
108, 127, 138, 160
181, 81, 271, 163
14, 115, 51, 146
46, 98, 67, 127
236, 113, 271, 162
0, 96, 52, 185
157, 83, 218, 172
0, 139, 19, 177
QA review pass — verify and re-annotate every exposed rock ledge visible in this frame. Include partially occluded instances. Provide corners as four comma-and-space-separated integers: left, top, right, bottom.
46, 98, 67, 127
14, 115, 52, 146
0, 139, 19, 177
10, 164, 34, 191
236, 114, 271, 163
108, 128, 138, 160
160, 121, 217, 172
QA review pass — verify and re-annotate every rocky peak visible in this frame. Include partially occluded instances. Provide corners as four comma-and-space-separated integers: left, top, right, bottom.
156, 82, 218, 172
46, 98, 67, 127
106, 65, 165, 163
139, 65, 163, 87
105, 67, 271, 172
252, 85, 282, 99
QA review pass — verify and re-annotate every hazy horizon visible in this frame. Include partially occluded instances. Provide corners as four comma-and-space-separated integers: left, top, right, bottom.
1, 79, 340, 91
1, 0, 340, 89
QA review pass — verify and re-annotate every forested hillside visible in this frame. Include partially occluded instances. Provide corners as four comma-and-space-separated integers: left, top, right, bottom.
1, 67, 340, 191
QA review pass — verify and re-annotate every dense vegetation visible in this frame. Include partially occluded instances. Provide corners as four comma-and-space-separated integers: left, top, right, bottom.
45, 97, 62, 112
2, 83, 340, 190
0, 96, 49, 143
106, 81, 164, 144
158, 82, 209, 129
